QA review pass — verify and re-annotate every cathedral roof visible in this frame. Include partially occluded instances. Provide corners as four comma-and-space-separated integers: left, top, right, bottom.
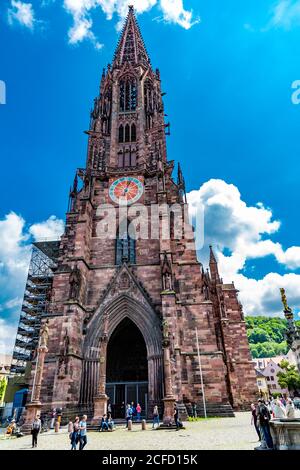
113, 6, 151, 69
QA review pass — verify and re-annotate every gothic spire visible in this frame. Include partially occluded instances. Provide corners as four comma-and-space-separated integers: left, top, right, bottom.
113, 6, 151, 68
177, 162, 187, 203
209, 245, 220, 284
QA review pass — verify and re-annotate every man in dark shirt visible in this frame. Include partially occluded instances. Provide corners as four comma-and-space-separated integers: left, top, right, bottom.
257, 399, 273, 450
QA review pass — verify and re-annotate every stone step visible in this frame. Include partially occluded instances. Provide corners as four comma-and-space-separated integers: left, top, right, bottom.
185, 403, 235, 418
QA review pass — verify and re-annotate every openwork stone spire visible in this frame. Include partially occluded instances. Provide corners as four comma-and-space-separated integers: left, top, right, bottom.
113, 6, 151, 68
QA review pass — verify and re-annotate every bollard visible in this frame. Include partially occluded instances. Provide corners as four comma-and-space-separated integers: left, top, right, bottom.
55, 421, 60, 433
128, 419, 132, 431
141, 419, 146, 430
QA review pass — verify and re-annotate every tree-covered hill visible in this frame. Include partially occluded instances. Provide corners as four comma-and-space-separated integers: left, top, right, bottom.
245, 316, 300, 358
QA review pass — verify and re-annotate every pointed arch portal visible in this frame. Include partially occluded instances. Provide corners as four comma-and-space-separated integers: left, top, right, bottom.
106, 318, 148, 417
80, 292, 164, 417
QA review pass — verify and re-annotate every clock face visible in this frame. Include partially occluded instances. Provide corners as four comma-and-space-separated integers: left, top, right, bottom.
109, 176, 144, 205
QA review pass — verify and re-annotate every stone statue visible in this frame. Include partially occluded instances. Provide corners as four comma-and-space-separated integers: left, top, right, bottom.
69, 266, 82, 300
163, 272, 172, 291
62, 330, 70, 357
39, 321, 49, 348
58, 359, 67, 377
280, 288, 292, 313
162, 319, 169, 339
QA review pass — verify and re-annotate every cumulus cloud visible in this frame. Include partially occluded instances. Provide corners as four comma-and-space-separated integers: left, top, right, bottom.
0, 212, 64, 355
6, 0, 199, 47
159, 0, 200, 29
62, 0, 199, 46
187, 179, 300, 317
7, 0, 35, 29
29, 215, 65, 241
266, 0, 300, 30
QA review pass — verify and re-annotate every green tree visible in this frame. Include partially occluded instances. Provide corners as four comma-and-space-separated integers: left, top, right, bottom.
248, 327, 271, 343
0, 377, 7, 405
277, 361, 300, 393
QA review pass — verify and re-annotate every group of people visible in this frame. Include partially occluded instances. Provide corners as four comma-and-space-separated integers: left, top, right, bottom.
151, 404, 183, 430
98, 413, 115, 432
68, 415, 88, 450
124, 402, 142, 426
251, 396, 297, 450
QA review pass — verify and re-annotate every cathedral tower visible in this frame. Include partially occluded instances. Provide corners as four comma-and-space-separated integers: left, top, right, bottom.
22, 7, 256, 424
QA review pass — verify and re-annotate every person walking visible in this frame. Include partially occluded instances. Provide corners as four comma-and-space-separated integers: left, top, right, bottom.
250, 403, 260, 441
152, 405, 159, 429
125, 404, 132, 428
257, 399, 273, 450
131, 402, 136, 420
174, 404, 183, 430
31, 415, 41, 448
70, 416, 80, 450
286, 398, 296, 419
50, 408, 56, 429
107, 401, 112, 419
136, 403, 142, 422
78, 415, 88, 450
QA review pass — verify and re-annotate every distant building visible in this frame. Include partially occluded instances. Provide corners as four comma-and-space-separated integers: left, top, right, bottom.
255, 369, 268, 399
0, 354, 11, 408
0, 354, 12, 375
252, 349, 297, 370
252, 350, 298, 398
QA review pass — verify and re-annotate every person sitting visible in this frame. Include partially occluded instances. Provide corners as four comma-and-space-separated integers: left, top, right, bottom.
5, 420, 16, 437
99, 414, 109, 431
107, 417, 115, 431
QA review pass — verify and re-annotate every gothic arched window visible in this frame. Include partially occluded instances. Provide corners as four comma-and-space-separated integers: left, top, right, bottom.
119, 78, 137, 112
118, 125, 124, 143
125, 124, 130, 142
115, 220, 136, 265
131, 123, 136, 142
120, 81, 125, 112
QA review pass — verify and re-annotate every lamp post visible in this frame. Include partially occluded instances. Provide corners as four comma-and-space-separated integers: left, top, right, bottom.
195, 327, 207, 419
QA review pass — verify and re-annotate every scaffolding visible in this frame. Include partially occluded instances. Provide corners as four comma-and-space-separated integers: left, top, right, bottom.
10, 241, 60, 375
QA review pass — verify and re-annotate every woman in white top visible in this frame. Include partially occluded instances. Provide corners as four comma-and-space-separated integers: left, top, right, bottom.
272, 398, 286, 418
286, 398, 296, 419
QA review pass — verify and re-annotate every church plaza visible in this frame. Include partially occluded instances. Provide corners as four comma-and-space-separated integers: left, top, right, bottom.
0, 412, 258, 451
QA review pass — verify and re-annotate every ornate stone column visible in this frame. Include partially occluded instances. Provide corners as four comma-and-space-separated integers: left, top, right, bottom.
23, 321, 49, 427
162, 321, 176, 425
92, 315, 109, 423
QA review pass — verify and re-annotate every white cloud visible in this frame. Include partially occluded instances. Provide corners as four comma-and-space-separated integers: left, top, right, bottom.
0, 212, 64, 354
6, 0, 199, 47
0, 318, 18, 356
159, 0, 200, 29
29, 215, 65, 241
267, 0, 300, 30
7, 0, 35, 29
187, 179, 300, 317
63, 0, 199, 46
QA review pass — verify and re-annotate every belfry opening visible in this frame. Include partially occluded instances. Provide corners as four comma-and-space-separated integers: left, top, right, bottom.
106, 318, 148, 418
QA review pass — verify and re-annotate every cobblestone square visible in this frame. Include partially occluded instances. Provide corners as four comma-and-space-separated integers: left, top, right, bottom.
0, 412, 259, 451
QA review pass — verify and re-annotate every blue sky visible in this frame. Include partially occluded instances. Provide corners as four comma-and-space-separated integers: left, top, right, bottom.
1, 0, 300, 353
